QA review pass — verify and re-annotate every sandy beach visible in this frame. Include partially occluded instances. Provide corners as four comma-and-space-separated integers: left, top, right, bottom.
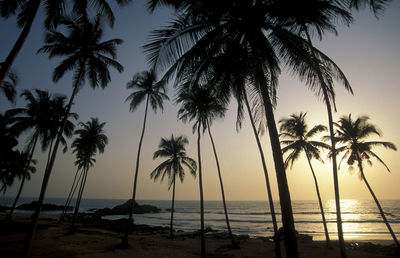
0, 213, 398, 258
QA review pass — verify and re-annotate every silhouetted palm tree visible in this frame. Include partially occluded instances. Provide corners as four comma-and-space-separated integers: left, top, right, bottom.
241, 90, 281, 257
176, 84, 236, 256
122, 69, 169, 247
267, 2, 355, 255
0, 0, 131, 86
333, 114, 399, 247
6, 89, 76, 220
0, 110, 36, 194
150, 134, 197, 238
279, 112, 331, 245
70, 118, 108, 231
22, 16, 123, 256
0, 70, 18, 104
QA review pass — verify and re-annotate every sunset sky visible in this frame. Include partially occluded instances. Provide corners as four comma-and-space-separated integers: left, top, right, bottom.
1, 1, 399, 202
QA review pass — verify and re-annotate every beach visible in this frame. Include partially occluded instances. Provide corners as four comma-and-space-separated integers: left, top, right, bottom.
1, 213, 399, 258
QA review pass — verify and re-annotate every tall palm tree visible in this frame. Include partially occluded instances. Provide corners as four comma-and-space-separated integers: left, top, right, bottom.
22, 16, 123, 257
333, 114, 399, 247
150, 134, 197, 238
0, 0, 131, 86
279, 112, 331, 245
6, 89, 76, 221
0, 70, 18, 104
122, 69, 169, 247
176, 84, 236, 256
70, 118, 108, 231
267, 2, 355, 256
242, 90, 281, 257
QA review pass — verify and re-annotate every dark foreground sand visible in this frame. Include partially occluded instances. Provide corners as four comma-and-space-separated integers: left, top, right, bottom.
0, 213, 399, 258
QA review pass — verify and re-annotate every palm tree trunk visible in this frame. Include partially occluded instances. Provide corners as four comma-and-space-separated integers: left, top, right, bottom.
197, 123, 206, 258
60, 168, 82, 221
71, 167, 89, 231
21, 67, 83, 258
256, 69, 298, 258
304, 151, 330, 245
122, 95, 150, 247
206, 120, 237, 248
0, 0, 41, 86
303, 28, 346, 258
6, 133, 39, 221
357, 159, 400, 247
170, 171, 176, 238
243, 92, 281, 258
45, 138, 55, 170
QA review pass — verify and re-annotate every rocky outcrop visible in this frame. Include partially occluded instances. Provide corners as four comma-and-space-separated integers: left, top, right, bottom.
93, 199, 161, 216
16, 201, 72, 211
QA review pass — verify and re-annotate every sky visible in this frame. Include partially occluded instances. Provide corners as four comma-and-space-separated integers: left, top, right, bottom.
1, 0, 399, 202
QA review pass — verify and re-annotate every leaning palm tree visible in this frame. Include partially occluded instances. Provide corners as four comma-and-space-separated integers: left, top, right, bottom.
0, 0, 131, 86
6, 89, 76, 221
0, 70, 18, 104
122, 69, 169, 247
22, 16, 123, 256
279, 112, 331, 245
150, 134, 197, 238
333, 114, 399, 247
176, 84, 236, 256
70, 118, 108, 231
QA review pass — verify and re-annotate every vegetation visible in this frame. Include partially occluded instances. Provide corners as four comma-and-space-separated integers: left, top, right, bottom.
122, 69, 169, 247
279, 112, 331, 245
0, 1, 397, 258
70, 118, 108, 231
333, 114, 399, 247
0, 0, 131, 87
6, 89, 76, 220
150, 134, 196, 238
22, 15, 123, 256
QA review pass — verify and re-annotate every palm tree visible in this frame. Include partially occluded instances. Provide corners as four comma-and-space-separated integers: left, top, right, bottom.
0, 0, 131, 86
176, 84, 237, 256
242, 90, 281, 257
70, 118, 108, 231
333, 114, 399, 247
22, 16, 123, 256
0, 70, 18, 104
150, 134, 197, 238
122, 69, 169, 247
0, 110, 36, 194
279, 112, 331, 245
0, 150, 36, 195
6, 89, 76, 221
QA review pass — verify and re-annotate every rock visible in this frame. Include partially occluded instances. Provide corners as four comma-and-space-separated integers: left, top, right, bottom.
93, 199, 161, 216
16, 201, 72, 211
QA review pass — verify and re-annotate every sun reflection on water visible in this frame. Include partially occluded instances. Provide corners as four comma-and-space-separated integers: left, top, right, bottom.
326, 199, 363, 240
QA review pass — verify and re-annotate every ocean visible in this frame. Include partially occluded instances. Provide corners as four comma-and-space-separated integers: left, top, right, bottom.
1, 197, 399, 241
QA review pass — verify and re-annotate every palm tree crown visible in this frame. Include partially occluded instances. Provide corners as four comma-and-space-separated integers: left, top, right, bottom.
333, 114, 396, 170
72, 117, 108, 170
176, 85, 226, 133
0, 70, 18, 104
125, 69, 169, 113
279, 112, 330, 168
151, 134, 197, 188
37, 15, 124, 91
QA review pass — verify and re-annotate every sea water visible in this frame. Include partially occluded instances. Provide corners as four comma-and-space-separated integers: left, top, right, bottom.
1, 197, 399, 240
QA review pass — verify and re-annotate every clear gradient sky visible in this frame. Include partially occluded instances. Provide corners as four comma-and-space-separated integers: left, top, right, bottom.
1, 0, 399, 202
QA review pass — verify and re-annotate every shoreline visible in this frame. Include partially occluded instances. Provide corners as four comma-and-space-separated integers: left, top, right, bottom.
1, 212, 399, 257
